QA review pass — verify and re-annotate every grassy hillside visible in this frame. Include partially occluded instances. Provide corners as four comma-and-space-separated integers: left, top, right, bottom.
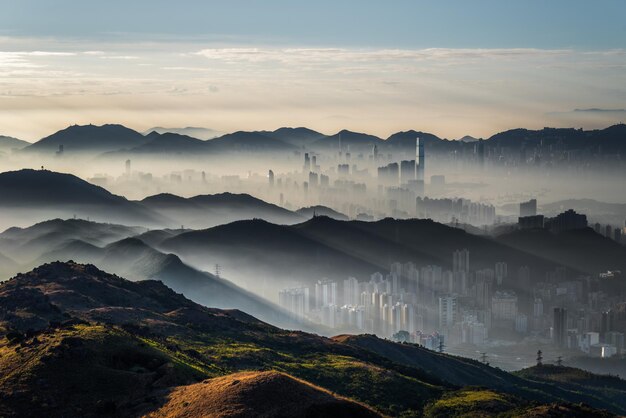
0, 262, 622, 417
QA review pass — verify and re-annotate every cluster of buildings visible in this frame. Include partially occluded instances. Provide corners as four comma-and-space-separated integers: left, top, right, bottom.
279, 247, 626, 359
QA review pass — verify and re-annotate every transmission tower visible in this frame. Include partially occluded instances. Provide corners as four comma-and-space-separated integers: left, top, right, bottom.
437, 340, 445, 353
536, 350, 543, 366
556, 356, 563, 367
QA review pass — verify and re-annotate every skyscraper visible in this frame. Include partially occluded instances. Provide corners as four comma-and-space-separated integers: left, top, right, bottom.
553, 307, 567, 347
453, 249, 470, 274
519, 199, 537, 217
303, 153, 310, 171
416, 137, 425, 181
400, 160, 416, 185
438, 296, 457, 329
268, 169, 274, 187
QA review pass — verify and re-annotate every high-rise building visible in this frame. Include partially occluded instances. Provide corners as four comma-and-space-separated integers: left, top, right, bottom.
268, 169, 274, 187
125, 159, 131, 177
495, 262, 508, 286
416, 138, 425, 181
343, 277, 360, 306
519, 199, 537, 217
315, 280, 337, 309
303, 153, 311, 171
278, 287, 310, 320
308, 171, 319, 188
553, 307, 567, 347
491, 291, 518, 321
400, 160, 416, 185
438, 296, 457, 329
453, 249, 470, 274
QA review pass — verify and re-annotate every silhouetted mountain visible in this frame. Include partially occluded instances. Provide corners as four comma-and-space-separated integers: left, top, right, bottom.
141, 192, 303, 229
0, 218, 305, 330
311, 129, 383, 152
0, 261, 620, 417
0, 252, 18, 278
207, 131, 296, 152
0, 170, 167, 227
142, 126, 220, 140
384, 130, 449, 151
486, 124, 626, 153
128, 131, 207, 154
160, 216, 559, 295
296, 205, 349, 220
0, 135, 30, 152
260, 127, 326, 147
133, 228, 189, 248
496, 227, 626, 274
0, 218, 144, 264
24, 124, 149, 153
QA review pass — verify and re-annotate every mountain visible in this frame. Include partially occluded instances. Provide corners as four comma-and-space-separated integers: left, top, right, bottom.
0, 218, 304, 330
141, 192, 304, 229
0, 218, 144, 264
145, 371, 381, 418
0, 261, 621, 417
127, 132, 208, 154
0, 135, 30, 152
311, 129, 383, 152
0, 169, 167, 228
260, 127, 326, 147
485, 124, 626, 154
159, 216, 560, 294
0, 252, 19, 279
496, 227, 626, 274
384, 130, 448, 151
24, 124, 149, 153
296, 205, 349, 221
142, 126, 221, 140
207, 131, 296, 152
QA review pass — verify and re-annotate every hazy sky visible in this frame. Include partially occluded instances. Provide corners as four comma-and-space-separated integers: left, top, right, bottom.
1, 1, 626, 140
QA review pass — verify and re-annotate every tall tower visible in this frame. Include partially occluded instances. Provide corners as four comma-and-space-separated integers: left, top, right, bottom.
416, 138, 425, 181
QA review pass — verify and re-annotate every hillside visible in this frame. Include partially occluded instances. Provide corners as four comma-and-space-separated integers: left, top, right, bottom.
336, 334, 626, 414
0, 261, 621, 417
145, 371, 381, 418
24, 124, 149, 153
496, 227, 626, 274
160, 216, 561, 294
260, 127, 326, 147
296, 205, 349, 220
0, 218, 306, 331
0, 170, 167, 228
128, 132, 208, 154
141, 192, 303, 229
0, 135, 30, 152
311, 129, 383, 152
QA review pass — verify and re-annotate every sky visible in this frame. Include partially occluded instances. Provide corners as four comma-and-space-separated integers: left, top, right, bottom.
1, 0, 626, 140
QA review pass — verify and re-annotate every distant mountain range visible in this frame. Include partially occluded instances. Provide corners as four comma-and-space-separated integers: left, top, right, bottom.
14, 122, 626, 157
142, 126, 221, 140
158, 216, 566, 294
0, 169, 323, 229
141, 192, 304, 229
0, 135, 30, 153
0, 261, 623, 417
0, 218, 310, 331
